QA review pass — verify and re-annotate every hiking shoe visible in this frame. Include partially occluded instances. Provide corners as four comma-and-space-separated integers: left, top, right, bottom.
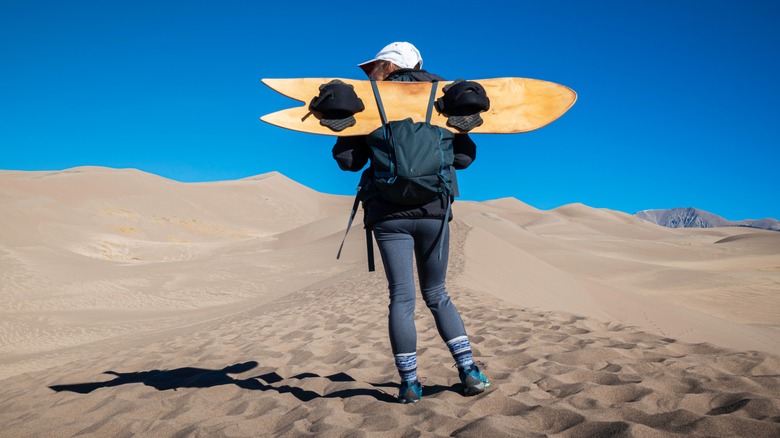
398, 379, 423, 404
459, 364, 490, 396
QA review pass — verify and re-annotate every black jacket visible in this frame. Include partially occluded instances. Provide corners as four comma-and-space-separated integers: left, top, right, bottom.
332, 69, 477, 227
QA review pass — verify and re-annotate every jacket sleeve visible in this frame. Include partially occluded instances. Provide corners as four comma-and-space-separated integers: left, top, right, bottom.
332, 135, 370, 171
453, 134, 477, 170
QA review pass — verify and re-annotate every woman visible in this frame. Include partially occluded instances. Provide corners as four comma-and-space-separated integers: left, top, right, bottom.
332, 42, 489, 404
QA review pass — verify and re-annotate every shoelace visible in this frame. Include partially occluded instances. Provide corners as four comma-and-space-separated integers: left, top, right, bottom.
452, 360, 488, 370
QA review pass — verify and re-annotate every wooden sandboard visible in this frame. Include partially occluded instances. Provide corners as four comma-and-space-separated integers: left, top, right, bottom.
261, 77, 576, 136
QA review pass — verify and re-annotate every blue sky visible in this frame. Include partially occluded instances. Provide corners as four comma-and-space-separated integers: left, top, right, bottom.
2, 1, 778, 221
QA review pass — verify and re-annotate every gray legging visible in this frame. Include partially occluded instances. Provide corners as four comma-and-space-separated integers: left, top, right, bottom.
372, 218, 468, 355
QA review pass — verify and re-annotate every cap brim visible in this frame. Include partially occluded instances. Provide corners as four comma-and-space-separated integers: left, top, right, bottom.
358, 58, 379, 67
358, 59, 380, 75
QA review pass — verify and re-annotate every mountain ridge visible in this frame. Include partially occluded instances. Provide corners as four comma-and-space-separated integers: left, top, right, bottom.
636, 207, 780, 231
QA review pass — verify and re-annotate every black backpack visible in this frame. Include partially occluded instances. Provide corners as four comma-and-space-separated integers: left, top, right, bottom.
364, 80, 455, 205
337, 80, 455, 271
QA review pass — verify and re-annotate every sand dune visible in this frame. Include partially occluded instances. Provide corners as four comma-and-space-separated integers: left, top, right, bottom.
1, 167, 779, 436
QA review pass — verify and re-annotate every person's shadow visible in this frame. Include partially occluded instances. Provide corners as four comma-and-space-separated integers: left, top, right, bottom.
48, 361, 459, 403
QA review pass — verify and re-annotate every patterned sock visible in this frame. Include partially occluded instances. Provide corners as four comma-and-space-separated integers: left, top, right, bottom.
446, 336, 475, 369
394, 352, 418, 382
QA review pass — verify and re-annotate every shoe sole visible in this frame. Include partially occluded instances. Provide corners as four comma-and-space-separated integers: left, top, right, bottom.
462, 374, 490, 397
399, 386, 422, 404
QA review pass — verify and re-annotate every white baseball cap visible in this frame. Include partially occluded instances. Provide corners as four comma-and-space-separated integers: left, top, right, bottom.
358, 42, 423, 73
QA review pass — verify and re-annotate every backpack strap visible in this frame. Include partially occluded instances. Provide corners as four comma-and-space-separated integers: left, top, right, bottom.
336, 178, 377, 272
437, 194, 451, 261
370, 80, 397, 184
425, 81, 438, 124
336, 194, 360, 261
429, 80, 449, 261
372, 79, 439, 123
370, 80, 389, 125
366, 227, 375, 272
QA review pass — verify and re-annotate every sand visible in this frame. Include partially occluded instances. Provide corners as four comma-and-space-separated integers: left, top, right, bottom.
1, 167, 779, 437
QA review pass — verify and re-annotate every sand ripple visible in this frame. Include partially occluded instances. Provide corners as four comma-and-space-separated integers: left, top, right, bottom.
2, 269, 779, 437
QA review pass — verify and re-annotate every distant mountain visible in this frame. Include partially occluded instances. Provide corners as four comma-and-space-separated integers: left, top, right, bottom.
636, 208, 780, 232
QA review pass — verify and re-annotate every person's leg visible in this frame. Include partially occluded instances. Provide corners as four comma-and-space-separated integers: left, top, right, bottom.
413, 219, 470, 359
373, 219, 419, 384
414, 218, 489, 395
